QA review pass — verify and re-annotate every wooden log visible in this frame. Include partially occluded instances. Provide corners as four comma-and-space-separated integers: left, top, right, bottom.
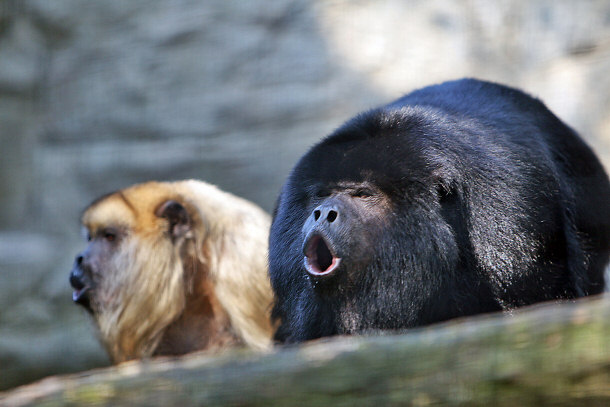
2, 295, 610, 407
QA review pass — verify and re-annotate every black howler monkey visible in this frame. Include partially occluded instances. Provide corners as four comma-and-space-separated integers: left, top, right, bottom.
269, 78, 610, 343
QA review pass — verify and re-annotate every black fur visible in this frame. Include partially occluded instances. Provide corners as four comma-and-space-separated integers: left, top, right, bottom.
269, 78, 610, 343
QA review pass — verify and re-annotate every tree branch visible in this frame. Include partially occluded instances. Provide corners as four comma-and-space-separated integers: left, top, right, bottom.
3, 295, 610, 406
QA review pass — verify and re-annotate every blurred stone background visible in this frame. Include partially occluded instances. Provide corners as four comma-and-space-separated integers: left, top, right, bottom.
0, 0, 609, 391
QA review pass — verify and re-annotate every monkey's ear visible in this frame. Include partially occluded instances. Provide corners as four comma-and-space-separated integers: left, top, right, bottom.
155, 200, 191, 239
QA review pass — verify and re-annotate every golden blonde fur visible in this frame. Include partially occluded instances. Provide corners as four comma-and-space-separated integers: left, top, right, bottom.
80, 180, 274, 362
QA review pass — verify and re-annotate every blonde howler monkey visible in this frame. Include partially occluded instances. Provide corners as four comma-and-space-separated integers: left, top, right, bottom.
69, 180, 274, 363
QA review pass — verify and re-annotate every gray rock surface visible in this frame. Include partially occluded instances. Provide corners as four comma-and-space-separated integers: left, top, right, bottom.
1, 0, 609, 390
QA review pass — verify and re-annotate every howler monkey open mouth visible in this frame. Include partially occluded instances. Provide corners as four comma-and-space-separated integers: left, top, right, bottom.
70, 271, 93, 312
303, 234, 341, 277
72, 287, 93, 313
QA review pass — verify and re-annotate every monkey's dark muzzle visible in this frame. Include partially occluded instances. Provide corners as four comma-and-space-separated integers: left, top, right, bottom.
69, 266, 93, 312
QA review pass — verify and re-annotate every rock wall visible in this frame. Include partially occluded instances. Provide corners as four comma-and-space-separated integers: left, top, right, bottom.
1, 0, 609, 390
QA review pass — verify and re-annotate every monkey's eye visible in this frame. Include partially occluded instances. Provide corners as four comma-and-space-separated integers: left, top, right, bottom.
102, 229, 118, 243
352, 188, 375, 198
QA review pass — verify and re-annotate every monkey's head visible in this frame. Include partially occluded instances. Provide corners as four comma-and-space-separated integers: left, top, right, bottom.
269, 111, 493, 342
70, 180, 273, 362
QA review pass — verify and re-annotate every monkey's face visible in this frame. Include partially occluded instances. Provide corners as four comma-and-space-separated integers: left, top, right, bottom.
69, 191, 137, 316
69, 186, 192, 318
300, 181, 390, 284
69, 184, 199, 361
69, 225, 123, 314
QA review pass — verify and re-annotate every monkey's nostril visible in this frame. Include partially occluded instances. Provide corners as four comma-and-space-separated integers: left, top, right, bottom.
76, 255, 84, 266
327, 210, 337, 223
314, 210, 321, 221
